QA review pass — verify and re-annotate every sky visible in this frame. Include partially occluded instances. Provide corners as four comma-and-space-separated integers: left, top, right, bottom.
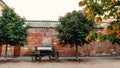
3, 0, 83, 21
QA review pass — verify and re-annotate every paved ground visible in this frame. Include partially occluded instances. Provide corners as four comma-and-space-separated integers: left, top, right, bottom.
0, 56, 120, 68
1, 56, 120, 61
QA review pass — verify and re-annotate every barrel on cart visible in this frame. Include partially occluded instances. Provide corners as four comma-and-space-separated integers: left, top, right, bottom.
31, 44, 59, 61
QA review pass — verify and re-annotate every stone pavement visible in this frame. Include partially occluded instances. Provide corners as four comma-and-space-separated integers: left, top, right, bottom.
0, 56, 120, 61
0, 57, 120, 68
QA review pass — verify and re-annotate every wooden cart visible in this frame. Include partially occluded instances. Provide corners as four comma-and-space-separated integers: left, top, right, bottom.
31, 44, 59, 61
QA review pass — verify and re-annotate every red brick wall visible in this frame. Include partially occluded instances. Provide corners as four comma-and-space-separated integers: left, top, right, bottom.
78, 41, 120, 56
20, 27, 77, 56
21, 27, 56, 56
21, 27, 120, 56
1, 27, 120, 57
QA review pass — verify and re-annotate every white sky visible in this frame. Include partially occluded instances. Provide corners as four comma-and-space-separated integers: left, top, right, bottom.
3, 0, 83, 21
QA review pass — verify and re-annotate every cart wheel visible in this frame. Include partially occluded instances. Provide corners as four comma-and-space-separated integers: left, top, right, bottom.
49, 51, 59, 60
31, 52, 35, 61
31, 52, 42, 61
31, 54, 41, 61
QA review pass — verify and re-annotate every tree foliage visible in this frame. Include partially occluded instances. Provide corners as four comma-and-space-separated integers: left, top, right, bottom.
79, 0, 120, 23
55, 10, 95, 46
55, 10, 95, 60
79, 0, 120, 44
85, 31, 98, 41
0, 8, 28, 46
100, 22, 120, 44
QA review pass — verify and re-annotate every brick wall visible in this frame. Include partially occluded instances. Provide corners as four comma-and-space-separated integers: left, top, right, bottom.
1, 27, 120, 57
21, 27, 120, 56
20, 27, 56, 56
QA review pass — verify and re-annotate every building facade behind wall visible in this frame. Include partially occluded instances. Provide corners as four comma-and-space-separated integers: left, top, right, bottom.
0, 0, 7, 16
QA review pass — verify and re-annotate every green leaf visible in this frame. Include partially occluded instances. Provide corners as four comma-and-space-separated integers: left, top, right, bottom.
79, 1, 86, 6
104, 15, 109, 20
96, 17, 102, 25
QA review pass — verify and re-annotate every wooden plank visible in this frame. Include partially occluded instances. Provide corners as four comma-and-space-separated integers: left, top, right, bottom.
14, 46, 20, 56
0, 46, 2, 56
37, 47, 52, 50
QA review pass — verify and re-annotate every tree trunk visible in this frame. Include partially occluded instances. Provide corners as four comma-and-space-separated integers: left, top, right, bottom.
5, 44, 8, 61
75, 45, 78, 61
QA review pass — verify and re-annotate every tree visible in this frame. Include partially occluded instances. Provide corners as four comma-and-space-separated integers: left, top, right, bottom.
55, 10, 95, 60
0, 8, 28, 60
79, 0, 120, 44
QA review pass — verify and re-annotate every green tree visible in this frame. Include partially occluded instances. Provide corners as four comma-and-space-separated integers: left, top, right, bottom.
0, 8, 28, 60
79, 0, 120, 44
55, 10, 94, 60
